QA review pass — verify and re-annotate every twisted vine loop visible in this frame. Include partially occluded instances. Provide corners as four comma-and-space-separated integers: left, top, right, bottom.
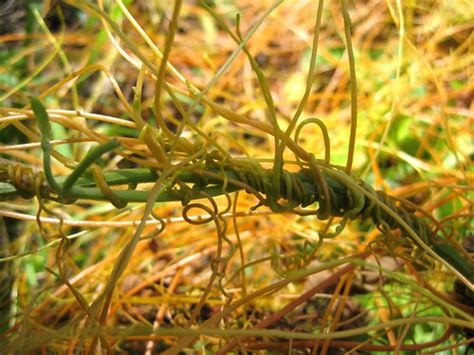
1, 99, 472, 286
0, 164, 45, 200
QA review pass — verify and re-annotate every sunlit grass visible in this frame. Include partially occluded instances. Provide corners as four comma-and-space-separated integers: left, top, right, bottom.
0, 0, 472, 353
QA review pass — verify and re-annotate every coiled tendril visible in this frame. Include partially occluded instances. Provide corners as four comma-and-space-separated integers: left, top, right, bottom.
0, 164, 45, 200
1, 99, 472, 288
193, 150, 474, 284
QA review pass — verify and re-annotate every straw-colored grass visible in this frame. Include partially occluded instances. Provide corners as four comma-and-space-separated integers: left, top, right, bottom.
0, 0, 472, 353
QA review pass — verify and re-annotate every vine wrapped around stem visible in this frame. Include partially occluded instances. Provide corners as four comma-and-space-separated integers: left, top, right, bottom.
1, 150, 473, 288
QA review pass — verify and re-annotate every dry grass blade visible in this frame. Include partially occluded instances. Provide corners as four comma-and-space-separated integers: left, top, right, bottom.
0, 0, 472, 353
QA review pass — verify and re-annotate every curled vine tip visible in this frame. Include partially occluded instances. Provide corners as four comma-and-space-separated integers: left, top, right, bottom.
31, 96, 62, 194
62, 139, 122, 196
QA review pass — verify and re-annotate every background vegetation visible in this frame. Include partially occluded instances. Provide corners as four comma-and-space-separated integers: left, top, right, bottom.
0, 0, 473, 353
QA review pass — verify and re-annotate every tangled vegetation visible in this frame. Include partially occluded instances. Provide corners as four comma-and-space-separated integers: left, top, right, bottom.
0, 0, 473, 353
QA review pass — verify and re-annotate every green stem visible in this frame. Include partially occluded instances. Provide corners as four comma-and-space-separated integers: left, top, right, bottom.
31, 97, 61, 194
1, 165, 473, 285
62, 139, 121, 195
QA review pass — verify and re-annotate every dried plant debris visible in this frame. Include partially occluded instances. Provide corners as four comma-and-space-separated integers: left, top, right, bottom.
0, 0, 472, 353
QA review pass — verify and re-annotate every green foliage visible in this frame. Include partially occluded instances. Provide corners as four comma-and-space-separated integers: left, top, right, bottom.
0, 1, 472, 353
